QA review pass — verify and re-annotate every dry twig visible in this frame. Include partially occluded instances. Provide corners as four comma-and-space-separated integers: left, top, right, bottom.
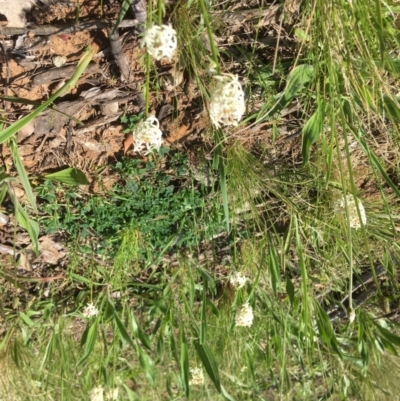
0, 19, 138, 36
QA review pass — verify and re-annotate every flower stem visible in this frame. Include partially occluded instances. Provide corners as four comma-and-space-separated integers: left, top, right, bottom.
145, 55, 151, 116
144, 0, 154, 117
157, 0, 164, 24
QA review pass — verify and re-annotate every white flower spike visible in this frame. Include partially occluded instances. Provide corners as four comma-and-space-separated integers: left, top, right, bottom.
334, 194, 367, 230
189, 367, 204, 386
235, 302, 254, 327
142, 24, 177, 60
230, 272, 247, 289
90, 386, 104, 401
83, 303, 99, 318
105, 388, 119, 401
132, 116, 163, 155
209, 74, 245, 128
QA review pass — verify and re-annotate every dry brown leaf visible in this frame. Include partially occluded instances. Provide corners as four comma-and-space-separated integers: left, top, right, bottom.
168, 125, 189, 143
19, 250, 35, 271
123, 134, 134, 154
38, 236, 66, 265
17, 120, 35, 143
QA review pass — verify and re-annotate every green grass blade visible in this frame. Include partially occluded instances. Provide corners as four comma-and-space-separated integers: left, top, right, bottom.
213, 129, 230, 232
200, 279, 207, 344
9, 138, 37, 212
194, 340, 221, 392
350, 125, 400, 198
221, 385, 236, 401
302, 102, 325, 164
0, 43, 97, 144
14, 197, 39, 255
0, 96, 84, 126
180, 325, 189, 397
111, 0, 134, 35
136, 342, 155, 385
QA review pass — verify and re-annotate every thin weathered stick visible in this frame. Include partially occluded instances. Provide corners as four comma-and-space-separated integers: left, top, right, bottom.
0, 19, 138, 37
33, 63, 100, 85
131, 0, 147, 32
108, 29, 132, 83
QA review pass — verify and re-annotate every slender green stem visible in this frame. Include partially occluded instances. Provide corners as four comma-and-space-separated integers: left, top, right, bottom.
158, 0, 164, 25
145, 55, 151, 117
144, 0, 154, 117
198, 0, 220, 74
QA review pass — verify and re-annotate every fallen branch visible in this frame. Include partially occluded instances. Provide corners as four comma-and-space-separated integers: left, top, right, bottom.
108, 29, 133, 83
0, 19, 138, 37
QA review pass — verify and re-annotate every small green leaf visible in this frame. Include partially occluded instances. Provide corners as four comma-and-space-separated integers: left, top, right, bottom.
136, 343, 155, 385
285, 64, 314, 100
44, 168, 90, 185
19, 312, 35, 327
314, 300, 342, 357
129, 310, 151, 350
114, 311, 136, 349
375, 323, 400, 347
286, 276, 295, 307
77, 319, 98, 366
257, 64, 314, 122
302, 105, 324, 164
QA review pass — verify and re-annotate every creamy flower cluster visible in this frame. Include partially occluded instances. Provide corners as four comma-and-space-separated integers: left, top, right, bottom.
230, 272, 247, 289
90, 386, 118, 401
189, 367, 204, 386
209, 74, 245, 128
335, 194, 367, 230
235, 302, 254, 327
132, 116, 163, 155
142, 24, 177, 60
82, 303, 99, 318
